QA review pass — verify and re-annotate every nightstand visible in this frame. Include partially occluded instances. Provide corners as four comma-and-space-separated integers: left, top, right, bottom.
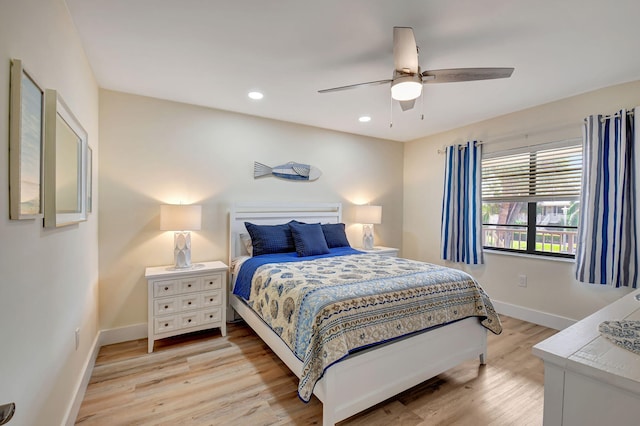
145, 260, 228, 353
357, 246, 399, 257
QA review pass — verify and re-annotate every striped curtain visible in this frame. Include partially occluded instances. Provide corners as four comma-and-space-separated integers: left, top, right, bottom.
575, 108, 639, 288
441, 141, 484, 264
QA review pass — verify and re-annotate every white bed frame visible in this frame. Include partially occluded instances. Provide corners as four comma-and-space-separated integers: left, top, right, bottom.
228, 202, 487, 426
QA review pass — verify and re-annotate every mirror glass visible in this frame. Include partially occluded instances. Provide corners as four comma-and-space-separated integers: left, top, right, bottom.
55, 115, 80, 213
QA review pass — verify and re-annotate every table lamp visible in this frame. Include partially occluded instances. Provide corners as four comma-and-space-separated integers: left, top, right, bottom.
354, 205, 382, 250
160, 204, 202, 269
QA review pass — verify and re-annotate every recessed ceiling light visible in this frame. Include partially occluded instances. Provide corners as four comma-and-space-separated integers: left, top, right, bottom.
248, 91, 264, 100
359, 116, 371, 123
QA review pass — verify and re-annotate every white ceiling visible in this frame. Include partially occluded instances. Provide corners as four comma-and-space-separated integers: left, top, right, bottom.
65, 0, 640, 142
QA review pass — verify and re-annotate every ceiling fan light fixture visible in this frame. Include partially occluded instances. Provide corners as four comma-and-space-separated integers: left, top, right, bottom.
391, 75, 422, 101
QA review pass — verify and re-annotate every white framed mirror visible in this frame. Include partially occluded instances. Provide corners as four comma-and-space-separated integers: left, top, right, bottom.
43, 89, 88, 228
9, 59, 45, 220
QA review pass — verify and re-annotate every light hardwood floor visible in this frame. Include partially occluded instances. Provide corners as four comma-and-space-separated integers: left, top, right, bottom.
76, 316, 557, 425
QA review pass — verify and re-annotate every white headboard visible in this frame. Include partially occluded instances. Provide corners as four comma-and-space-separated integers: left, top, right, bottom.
228, 202, 342, 264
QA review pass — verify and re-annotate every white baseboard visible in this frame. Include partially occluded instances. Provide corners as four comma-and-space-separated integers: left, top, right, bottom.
99, 323, 148, 347
63, 333, 101, 426
493, 300, 575, 330
64, 323, 148, 425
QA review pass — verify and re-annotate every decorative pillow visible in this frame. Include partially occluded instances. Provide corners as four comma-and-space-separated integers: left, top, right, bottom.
321, 223, 351, 248
289, 222, 330, 257
244, 222, 295, 256
239, 232, 253, 256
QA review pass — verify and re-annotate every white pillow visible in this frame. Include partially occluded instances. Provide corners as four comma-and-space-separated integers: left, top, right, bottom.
240, 233, 253, 256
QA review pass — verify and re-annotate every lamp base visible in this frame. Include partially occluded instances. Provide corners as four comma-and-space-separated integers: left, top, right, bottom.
173, 231, 192, 269
362, 224, 374, 250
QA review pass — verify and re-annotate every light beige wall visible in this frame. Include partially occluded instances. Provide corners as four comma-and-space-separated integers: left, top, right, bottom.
0, 0, 99, 424
99, 90, 404, 329
404, 80, 640, 322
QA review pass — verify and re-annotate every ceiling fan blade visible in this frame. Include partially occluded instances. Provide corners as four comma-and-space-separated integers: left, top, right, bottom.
318, 79, 392, 94
399, 99, 416, 111
422, 67, 514, 83
393, 27, 419, 74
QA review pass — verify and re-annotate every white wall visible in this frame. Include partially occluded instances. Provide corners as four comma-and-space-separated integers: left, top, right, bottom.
404, 80, 640, 325
98, 90, 404, 329
0, 0, 99, 424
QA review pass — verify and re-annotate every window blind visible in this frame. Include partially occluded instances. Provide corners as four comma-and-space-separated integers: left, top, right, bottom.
482, 144, 582, 202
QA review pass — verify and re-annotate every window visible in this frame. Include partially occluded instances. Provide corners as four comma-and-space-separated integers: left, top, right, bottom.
481, 141, 582, 258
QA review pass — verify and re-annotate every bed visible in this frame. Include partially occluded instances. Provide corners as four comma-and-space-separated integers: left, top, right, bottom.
228, 202, 501, 426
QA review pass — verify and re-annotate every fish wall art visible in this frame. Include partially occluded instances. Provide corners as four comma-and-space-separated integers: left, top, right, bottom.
254, 161, 322, 181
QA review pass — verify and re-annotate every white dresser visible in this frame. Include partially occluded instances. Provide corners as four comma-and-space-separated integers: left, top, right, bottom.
533, 288, 640, 426
145, 261, 228, 353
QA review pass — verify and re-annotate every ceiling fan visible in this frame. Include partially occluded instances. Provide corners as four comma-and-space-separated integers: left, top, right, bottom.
318, 27, 514, 112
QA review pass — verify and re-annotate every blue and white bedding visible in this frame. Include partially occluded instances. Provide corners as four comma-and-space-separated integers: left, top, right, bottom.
233, 249, 502, 402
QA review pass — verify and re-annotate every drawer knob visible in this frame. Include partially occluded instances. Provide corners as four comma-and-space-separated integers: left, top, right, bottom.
164, 286, 168, 291
188, 301, 192, 305
164, 305, 168, 309
164, 323, 168, 327
209, 281, 213, 284
209, 314, 213, 318
188, 319, 192, 323
209, 298, 213, 302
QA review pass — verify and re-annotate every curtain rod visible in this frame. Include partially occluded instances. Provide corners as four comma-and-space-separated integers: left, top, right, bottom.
437, 136, 583, 155
436, 109, 636, 155
587, 109, 635, 123
437, 142, 482, 154
436, 121, 581, 155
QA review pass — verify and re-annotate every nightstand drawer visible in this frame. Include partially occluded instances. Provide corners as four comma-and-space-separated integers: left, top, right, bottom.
202, 274, 222, 290
202, 290, 222, 307
179, 294, 200, 311
202, 307, 222, 324
154, 280, 178, 297
154, 297, 178, 315
155, 315, 177, 333
180, 312, 199, 328
179, 277, 201, 293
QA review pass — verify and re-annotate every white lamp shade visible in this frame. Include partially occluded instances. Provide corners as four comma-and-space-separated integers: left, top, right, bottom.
354, 205, 382, 224
160, 204, 202, 231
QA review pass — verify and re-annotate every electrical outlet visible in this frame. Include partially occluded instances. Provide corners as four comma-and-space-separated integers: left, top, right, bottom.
518, 274, 527, 287
75, 328, 80, 350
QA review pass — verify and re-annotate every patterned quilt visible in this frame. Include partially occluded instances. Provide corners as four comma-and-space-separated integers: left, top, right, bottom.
245, 253, 502, 402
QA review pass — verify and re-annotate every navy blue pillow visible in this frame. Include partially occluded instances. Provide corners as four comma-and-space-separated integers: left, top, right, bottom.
244, 221, 295, 256
289, 222, 330, 257
321, 223, 350, 248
